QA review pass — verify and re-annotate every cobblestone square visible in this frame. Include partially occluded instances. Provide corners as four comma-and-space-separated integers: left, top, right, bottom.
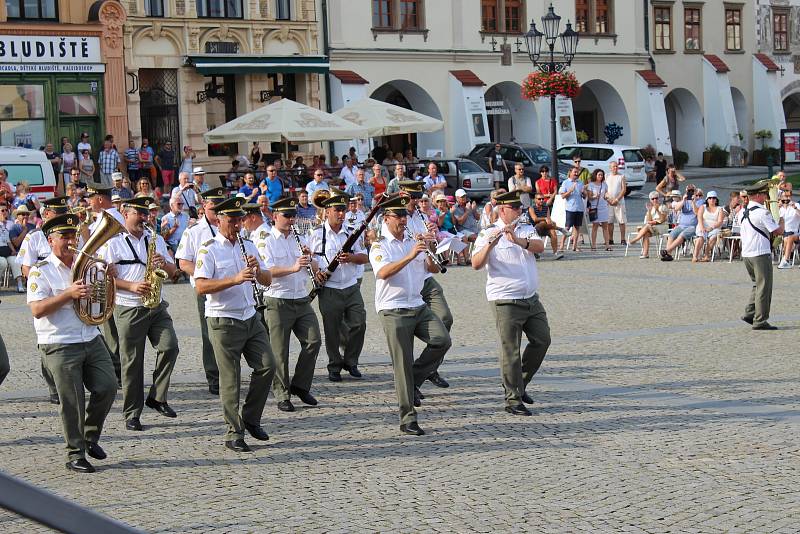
1, 249, 799, 532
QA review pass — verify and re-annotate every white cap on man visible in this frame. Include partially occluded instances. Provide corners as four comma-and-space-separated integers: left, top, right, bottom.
112, 171, 123, 182
455, 188, 467, 198
192, 167, 205, 175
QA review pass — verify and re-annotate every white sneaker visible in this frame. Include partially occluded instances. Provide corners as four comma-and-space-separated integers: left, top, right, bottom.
554, 251, 564, 260
778, 260, 791, 269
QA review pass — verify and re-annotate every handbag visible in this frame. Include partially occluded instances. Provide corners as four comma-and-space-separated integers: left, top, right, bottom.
588, 184, 603, 222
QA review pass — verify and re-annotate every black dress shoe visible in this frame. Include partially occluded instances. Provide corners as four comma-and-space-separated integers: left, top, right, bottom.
145, 397, 177, 418
400, 422, 425, 436
413, 387, 422, 408
225, 438, 252, 452
348, 366, 362, 378
505, 404, 532, 416
521, 393, 534, 404
741, 316, 754, 325
753, 323, 778, 330
416, 388, 425, 400
208, 384, 220, 395
243, 422, 269, 441
328, 370, 342, 382
86, 442, 107, 460
277, 400, 295, 412
290, 385, 318, 406
49, 393, 60, 405
66, 458, 95, 473
428, 372, 449, 388
125, 418, 143, 431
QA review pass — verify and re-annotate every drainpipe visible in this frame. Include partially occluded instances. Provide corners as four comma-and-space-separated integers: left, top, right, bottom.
321, 0, 334, 158
644, 0, 656, 71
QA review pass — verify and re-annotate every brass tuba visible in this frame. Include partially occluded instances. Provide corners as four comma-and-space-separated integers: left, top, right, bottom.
310, 189, 332, 209
71, 211, 125, 325
141, 223, 169, 308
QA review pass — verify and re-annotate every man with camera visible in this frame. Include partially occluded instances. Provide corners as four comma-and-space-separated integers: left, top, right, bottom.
661, 184, 703, 261
170, 171, 200, 217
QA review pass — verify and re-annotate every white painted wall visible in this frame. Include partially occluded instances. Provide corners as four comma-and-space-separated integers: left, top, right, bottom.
752, 57, 787, 148
635, 78, 672, 156
701, 57, 740, 149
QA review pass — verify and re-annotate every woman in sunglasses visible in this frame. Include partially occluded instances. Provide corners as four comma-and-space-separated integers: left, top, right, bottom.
778, 190, 800, 269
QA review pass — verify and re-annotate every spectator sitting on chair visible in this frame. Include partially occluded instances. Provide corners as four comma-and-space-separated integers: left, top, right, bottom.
629, 191, 667, 259
777, 189, 800, 269
693, 191, 724, 262
661, 184, 703, 261
529, 192, 562, 259
453, 189, 480, 265
655, 164, 686, 198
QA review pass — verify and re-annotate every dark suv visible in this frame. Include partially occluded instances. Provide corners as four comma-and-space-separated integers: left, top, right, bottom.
466, 143, 571, 182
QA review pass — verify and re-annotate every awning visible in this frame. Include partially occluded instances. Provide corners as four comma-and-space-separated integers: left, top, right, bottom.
185, 55, 329, 75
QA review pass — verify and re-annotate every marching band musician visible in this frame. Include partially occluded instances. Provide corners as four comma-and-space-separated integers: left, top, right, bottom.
194, 197, 276, 452
27, 214, 118, 473
176, 187, 226, 395
100, 197, 179, 431
240, 202, 264, 240
471, 190, 551, 417
308, 191, 369, 382
16, 196, 72, 403
397, 180, 453, 390
256, 197, 322, 412
369, 195, 451, 436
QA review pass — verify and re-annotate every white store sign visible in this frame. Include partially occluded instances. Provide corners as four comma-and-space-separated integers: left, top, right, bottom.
0, 35, 103, 72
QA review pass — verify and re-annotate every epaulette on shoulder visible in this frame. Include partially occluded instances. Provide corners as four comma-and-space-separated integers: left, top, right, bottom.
33, 259, 48, 268
201, 238, 215, 247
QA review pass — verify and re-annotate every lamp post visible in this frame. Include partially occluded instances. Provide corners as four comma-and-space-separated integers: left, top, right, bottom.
524, 4, 579, 181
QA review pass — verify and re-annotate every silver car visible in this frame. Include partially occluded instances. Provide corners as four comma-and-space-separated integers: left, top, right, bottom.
414, 159, 494, 200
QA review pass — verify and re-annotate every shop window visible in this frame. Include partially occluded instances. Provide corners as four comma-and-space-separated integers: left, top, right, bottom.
575, 0, 613, 34
58, 95, 99, 116
6, 0, 58, 20
276, 0, 290, 20
196, 0, 243, 18
145, 0, 165, 17
773, 11, 789, 52
684, 7, 701, 51
653, 5, 672, 51
205, 75, 237, 157
725, 7, 742, 51
0, 84, 47, 148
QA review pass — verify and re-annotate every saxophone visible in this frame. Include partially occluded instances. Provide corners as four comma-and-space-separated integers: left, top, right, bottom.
141, 223, 169, 308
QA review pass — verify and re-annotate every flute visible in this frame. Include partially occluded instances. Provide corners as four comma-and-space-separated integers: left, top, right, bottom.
411, 204, 448, 273
290, 224, 323, 294
236, 234, 266, 312
486, 216, 522, 245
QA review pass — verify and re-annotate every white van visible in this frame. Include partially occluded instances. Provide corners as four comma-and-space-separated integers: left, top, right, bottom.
0, 146, 58, 200
556, 144, 646, 195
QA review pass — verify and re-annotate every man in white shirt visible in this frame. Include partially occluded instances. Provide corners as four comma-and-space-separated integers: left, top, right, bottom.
257, 197, 322, 413
308, 192, 369, 382
739, 182, 782, 330
423, 162, 447, 196
194, 196, 275, 453
305, 169, 330, 196
472, 190, 550, 416
176, 187, 227, 394
605, 161, 627, 245
339, 157, 358, 187
27, 213, 117, 473
171, 171, 200, 216
101, 197, 179, 432
161, 196, 190, 253
777, 189, 800, 269
369, 194, 451, 436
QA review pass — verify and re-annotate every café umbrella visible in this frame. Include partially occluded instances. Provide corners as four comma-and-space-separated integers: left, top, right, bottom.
332, 97, 443, 137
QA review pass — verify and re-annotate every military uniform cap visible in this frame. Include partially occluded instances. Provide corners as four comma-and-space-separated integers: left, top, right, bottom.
744, 180, 771, 195
42, 213, 79, 236
215, 196, 246, 217
320, 191, 350, 208
272, 196, 298, 214
494, 190, 523, 208
200, 187, 227, 204
398, 180, 424, 198
242, 203, 261, 215
86, 184, 113, 197
41, 196, 70, 213
123, 196, 154, 213
382, 194, 411, 213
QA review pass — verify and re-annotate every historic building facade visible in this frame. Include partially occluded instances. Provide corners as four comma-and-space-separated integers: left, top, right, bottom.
0, 0, 128, 151
756, 0, 800, 130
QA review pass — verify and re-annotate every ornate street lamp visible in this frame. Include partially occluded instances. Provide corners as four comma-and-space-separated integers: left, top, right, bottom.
524, 4, 580, 181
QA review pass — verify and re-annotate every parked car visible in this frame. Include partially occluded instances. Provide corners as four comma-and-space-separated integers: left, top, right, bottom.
556, 144, 646, 195
465, 142, 571, 182
412, 158, 494, 199
0, 146, 57, 200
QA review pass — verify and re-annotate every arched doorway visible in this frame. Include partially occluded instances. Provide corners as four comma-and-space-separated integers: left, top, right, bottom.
484, 82, 538, 144
665, 88, 704, 165
730, 87, 747, 146
572, 79, 631, 144
371, 80, 444, 159
783, 92, 800, 129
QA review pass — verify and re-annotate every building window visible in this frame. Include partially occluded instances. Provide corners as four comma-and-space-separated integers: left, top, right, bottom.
372, 0, 425, 31
725, 8, 741, 51
196, 0, 243, 18
504, 0, 522, 33
276, 0, 291, 20
481, 0, 498, 32
575, 0, 613, 34
373, 0, 392, 28
205, 76, 238, 157
654, 6, 672, 51
0, 85, 47, 149
5, 0, 58, 20
145, 0, 164, 17
400, 0, 421, 30
774, 11, 789, 52
684, 7, 701, 51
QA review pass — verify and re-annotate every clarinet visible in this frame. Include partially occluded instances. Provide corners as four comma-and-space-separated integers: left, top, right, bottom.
412, 204, 448, 273
290, 224, 322, 295
236, 234, 266, 312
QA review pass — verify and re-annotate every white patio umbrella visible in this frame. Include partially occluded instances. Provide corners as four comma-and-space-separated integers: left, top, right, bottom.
333, 98, 443, 137
202, 98, 369, 145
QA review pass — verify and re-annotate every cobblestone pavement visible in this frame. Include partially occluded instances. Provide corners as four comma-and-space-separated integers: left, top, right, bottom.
1, 251, 799, 532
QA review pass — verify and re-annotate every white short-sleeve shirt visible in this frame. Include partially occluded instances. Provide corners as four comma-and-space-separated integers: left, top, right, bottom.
16, 230, 50, 268
308, 221, 365, 290
473, 221, 541, 301
257, 226, 309, 299
369, 225, 427, 312
740, 201, 779, 257
89, 207, 125, 234
193, 233, 266, 320
175, 217, 218, 287
27, 253, 101, 345
779, 202, 800, 234
101, 231, 173, 307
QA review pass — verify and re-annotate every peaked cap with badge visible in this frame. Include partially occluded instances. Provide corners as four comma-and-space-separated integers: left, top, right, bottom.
398, 180, 424, 198
494, 190, 523, 208
215, 196, 246, 217
86, 184, 113, 197
200, 187, 227, 204
271, 196, 298, 214
42, 213, 80, 236
320, 190, 351, 208
242, 203, 261, 215
381, 194, 411, 213
42, 196, 70, 214
744, 180, 771, 196
122, 196, 154, 213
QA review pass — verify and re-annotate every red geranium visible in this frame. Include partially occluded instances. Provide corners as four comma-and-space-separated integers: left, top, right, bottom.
521, 71, 580, 101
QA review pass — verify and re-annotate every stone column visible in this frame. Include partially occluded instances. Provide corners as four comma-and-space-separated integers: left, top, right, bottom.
97, 0, 129, 144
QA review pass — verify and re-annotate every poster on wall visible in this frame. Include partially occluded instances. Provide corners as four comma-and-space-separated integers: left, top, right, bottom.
555, 96, 577, 146
780, 129, 800, 165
